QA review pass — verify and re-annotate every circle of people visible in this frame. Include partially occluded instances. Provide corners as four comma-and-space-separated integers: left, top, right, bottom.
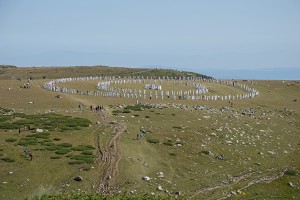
43, 76, 259, 101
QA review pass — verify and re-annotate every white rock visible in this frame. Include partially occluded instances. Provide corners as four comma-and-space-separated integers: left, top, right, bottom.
142, 176, 151, 181
36, 128, 43, 133
157, 185, 163, 191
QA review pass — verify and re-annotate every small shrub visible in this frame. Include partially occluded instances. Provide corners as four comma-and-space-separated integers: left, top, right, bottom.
50, 156, 61, 159
0, 148, 4, 151
201, 150, 210, 155
65, 153, 74, 158
53, 138, 61, 141
55, 149, 71, 155
43, 142, 56, 146
5, 138, 17, 142
145, 116, 150, 118
163, 141, 173, 146
45, 145, 61, 151
81, 150, 93, 155
147, 138, 160, 144
71, 145, 95, 151
1, 157, 15, 162
0, 153, 3, 156
57, 143, 72, 148
169, 153, 177, 156
172, 126, 182, 129
171, 114, 176, 116
284, 169, 297, 176
68, 160, 85, 165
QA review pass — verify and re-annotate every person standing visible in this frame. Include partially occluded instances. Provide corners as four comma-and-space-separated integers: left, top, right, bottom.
28, 151, 33, 161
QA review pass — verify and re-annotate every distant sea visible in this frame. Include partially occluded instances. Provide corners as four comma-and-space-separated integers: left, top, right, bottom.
195, 68, 300, 80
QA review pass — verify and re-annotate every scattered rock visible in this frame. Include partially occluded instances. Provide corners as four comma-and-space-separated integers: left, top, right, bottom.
73, 176, 83, 182
216, 155, 224, 160
36, 128, 44, 133
268, 151, 275, 155
236, 190, 242, 194
96, 121, 101, 125
157, 185, 163, 191
255, 162, 261, 166
142, 176, 151, 181
157, 172, 164, 178
288, 182, 295, 188
8, 172, 13, 175
175, 191, 181, 196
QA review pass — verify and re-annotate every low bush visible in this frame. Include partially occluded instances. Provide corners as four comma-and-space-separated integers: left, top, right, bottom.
71, 145, 95, 151
163, 141, 173, 146
284, 169, 297, 176
1, 157, 15, 162
57, 143, 72, 148
50, 156, 61, 159
5, 138, 17, 142
53, 138, 61, 141
68, 160, 85, 165
147, 138, 160, 144
81, 150, 93, 155
55, 149, 71, 155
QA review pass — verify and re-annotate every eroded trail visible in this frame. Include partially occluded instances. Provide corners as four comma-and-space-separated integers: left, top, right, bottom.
96, 112, 127, 194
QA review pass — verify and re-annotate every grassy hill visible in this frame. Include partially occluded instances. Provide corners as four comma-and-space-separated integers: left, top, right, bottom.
0, 66, 299, 200
0, 65, 212, 80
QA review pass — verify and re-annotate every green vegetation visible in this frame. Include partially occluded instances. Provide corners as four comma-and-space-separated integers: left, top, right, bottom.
5, 138, 17, 142
147, 138, 160, 144
1, 157, 15, 162
0, 112, 91, 131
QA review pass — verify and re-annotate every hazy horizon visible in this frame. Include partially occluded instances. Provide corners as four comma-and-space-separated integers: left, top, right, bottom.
1, 0, 299, 80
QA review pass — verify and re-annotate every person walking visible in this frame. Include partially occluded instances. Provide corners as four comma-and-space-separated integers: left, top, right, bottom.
28, 151, 33, 161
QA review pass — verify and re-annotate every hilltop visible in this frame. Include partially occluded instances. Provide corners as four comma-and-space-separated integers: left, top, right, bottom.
0, 66, 299, 200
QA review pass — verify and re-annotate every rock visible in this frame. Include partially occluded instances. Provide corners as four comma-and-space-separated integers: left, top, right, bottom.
157, 172, 164, 178
8, 172, 13, 175
255, 162, 261, 166
236, 190, 242, 194
175, 191, 181, 196
96, 121, 101, 124
216, 155, 224, 160
288, 182, 295, 188
142, 176, 151, 181
268, 151, 275, 155
36, 128, 43, 133
157, 185, 163, 191
211, 132, 217, 136
231, 191, 237, 195
73, 176, 83, 182
3, 182, 8, 184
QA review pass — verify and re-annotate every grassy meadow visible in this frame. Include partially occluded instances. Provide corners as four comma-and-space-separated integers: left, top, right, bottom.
0, 66, 299, 199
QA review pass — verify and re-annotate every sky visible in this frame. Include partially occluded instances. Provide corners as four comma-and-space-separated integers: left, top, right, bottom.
0, 0, 300, 80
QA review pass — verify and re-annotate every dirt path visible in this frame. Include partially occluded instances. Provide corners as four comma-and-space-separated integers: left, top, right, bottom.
190, 169, 285, 199
96, 112, 127, 194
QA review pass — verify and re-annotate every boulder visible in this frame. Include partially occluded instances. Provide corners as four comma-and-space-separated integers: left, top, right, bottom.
157, 185, 163, 191
288, 182, 295, 188
142, 176, 151, 181
36, 129, 43, 133
74, 176, 83, 182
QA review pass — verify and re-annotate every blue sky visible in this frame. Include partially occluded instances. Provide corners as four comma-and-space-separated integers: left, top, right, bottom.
0, 0, 300, 79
